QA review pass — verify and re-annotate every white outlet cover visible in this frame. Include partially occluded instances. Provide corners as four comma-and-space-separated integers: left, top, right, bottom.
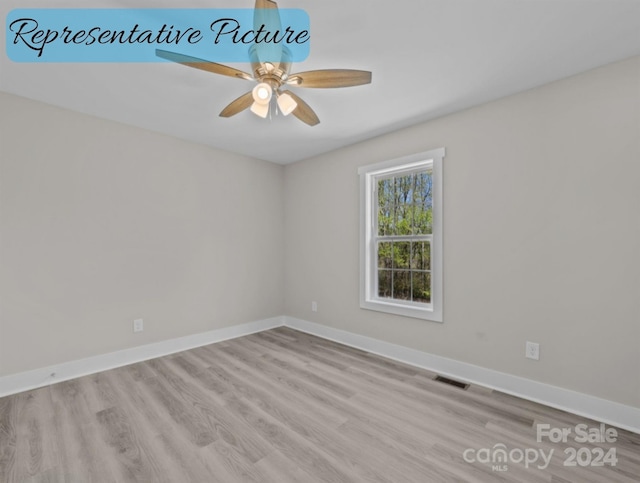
311, 301, 318, 312
133, 318, 144, 333
526, 341, 540, 360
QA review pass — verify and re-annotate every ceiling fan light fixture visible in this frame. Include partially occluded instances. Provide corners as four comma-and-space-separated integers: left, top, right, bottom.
250, 101, 270, 118
277, 92, 297, 116
155, 2, 371, 127
252, 82, 272, 105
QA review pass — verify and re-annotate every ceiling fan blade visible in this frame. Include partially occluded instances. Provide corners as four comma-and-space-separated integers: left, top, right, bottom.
156, 49, 253, 81
254, 0, 281, 29
283, 90, 320, 126
219, 91, 255, 118
287, 69, 372, 88
254, 0, 283, 64
255, 0, 279, 11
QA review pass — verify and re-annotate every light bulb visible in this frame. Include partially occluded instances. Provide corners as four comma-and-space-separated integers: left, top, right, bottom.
257, 87, 270, 100
252, 83, 272, 105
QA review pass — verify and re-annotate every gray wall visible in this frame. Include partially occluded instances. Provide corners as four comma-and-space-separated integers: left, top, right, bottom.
284, 57, 640, 408
0, 92, 284, 375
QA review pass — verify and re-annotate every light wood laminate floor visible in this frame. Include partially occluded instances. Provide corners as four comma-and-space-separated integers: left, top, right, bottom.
1, 327, 638, 482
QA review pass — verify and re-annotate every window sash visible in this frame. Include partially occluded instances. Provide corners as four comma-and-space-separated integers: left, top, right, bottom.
372, 238, 432, 307
371, 166, 433, 307
373, 167, 433, 238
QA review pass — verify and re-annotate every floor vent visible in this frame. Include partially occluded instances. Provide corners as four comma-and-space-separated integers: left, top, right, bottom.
434, 375, 470, 390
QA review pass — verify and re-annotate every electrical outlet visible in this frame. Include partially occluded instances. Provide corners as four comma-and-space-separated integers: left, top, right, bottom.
311, 301, 318, 312
526, 341, 540, 360
133, 318, 144, 333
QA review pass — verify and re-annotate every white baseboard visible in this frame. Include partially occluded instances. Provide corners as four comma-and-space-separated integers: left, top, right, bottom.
0, 316, 284, 398
3, 314, 638, 434
284, 316, 640, 434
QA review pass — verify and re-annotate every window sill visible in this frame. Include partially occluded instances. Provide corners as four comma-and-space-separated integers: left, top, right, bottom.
360, 299, 443, 322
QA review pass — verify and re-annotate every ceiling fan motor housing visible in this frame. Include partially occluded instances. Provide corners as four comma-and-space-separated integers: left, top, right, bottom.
249, 44, 292, 89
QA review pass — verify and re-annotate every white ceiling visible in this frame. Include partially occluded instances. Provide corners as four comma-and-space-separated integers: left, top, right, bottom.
2, 0, 639, 164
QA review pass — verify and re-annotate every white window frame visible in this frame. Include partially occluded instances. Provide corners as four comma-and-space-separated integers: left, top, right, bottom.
358, 148, 444, 322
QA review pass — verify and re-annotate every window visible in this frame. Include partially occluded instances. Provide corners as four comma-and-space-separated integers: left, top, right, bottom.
359, 148, 444, 321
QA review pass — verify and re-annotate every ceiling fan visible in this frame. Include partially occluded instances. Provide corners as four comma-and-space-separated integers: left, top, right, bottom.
156, 0, 372, 126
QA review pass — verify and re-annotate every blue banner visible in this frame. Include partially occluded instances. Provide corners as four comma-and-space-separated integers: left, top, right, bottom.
6, 9, 310, 62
